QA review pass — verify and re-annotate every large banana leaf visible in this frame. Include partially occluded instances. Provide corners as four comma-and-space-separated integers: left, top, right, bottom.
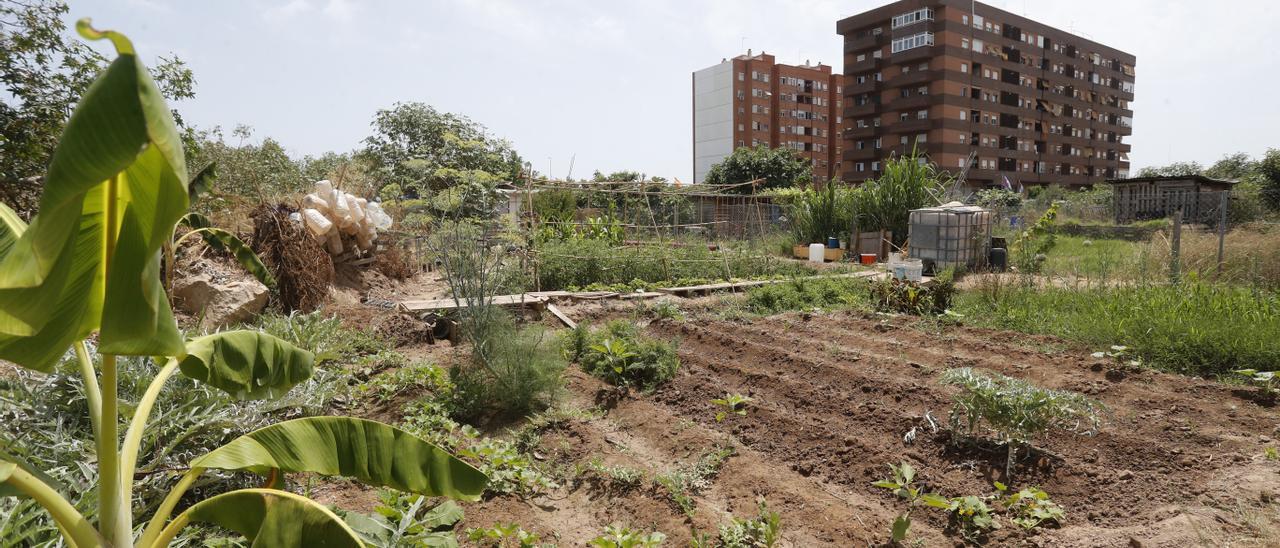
0, 22, 187, 371
178, 330, 314, 400
171, 488, 362, 547
192, 417, 488, 501
0, 203, 24, 260
180, 213, 275, 286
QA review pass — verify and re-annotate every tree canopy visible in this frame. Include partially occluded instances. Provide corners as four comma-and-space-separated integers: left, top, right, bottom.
1, 0, 195, 218
703, 145, 813, 194
360, 102, 523, 199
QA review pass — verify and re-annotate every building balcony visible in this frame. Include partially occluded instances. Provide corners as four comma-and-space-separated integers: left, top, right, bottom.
846, 125, 879, 139
886, 69, 938, 88
843, 147, 879, 162
886, 118, 936, 133
847, 57, 883, 74
844, 103, 879, 118
886, 94, 936, 111
844, 33, 884, 53
890, 45, 937, 63
844, 79, 878, 96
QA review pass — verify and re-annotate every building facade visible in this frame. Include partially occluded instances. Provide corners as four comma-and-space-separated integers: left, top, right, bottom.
693, 51, 844, 184
837, 1, 1135, 188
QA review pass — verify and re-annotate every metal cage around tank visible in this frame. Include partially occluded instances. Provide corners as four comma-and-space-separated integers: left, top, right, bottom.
908, 204, 993, 272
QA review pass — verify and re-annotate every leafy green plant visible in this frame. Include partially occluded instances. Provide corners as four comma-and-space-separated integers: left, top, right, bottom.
0, 23, 485, 547
850, 149, 949, 247
711, 393, 752, 422
580, 458, 645, 491
655, 446, 734, 517
588, 525, 667, 548
920, 494, 998, 541
1234, 369, 1278, 397
466, 522, 542, 548
576, 321, 680, 390
994, 482, 1065, 529
344, 491, 464, 547
872, 462, 939, 544
648, 301, 685, 322
744, 276, 870, 315
1265, 446, 1279, 461
1010, 202, 1060, 273
787, 182, 854, 245
868, 277, 954, 316
716, 498, 782, 548
940, 368, 1104, 479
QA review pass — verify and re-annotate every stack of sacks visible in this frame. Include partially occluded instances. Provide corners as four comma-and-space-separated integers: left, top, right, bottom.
299, 180, 394, 256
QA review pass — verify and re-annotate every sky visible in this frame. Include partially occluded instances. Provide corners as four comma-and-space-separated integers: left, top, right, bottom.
69, 0, 1280, 182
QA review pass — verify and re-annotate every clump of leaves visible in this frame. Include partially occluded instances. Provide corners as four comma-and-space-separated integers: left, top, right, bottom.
994, 482, 1065, 529
655, 446, 734, 517
580, 458, 645, 491
572, 320, 679, 391
466, 522, 542, 548
343, 491, 463, 547
920, 494, 999, 541
1234, 369, 1278, 397
353, 358, 452, 404
1265, 446, 1279, 461
872, 462, 937, 544
648, 301, 685, 322
1010, 202, 1060, 273
712, 393, 752, 422
940, 368, 1104, 479
1091, 345, 1142, 372
869, 276, 955, 316
588, 525, 667, 548
716, 498, 782, 548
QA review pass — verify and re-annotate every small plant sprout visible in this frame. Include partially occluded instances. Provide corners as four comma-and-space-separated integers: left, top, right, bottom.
588, 525, 667, 548
717, 498, 782, 548
1233, 369, 1279, 397
873, 462, 939, 544
712, 393, 753, 422
994, 482, 1065, 529
466, 522, 542, 548
1091, 345, 1142, 370
920, 494, 999, 541
1265, 446, 1279, 461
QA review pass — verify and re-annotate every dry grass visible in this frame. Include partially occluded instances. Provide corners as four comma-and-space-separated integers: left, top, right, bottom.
250, 203, 334, 312
1144, 225, 1280, 288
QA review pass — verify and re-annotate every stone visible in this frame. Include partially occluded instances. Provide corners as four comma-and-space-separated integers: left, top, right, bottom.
174, 274, 269, 329
1118, 469, 1134, 480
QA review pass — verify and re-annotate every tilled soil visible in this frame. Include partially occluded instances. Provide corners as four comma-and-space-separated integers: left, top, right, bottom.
455, 310, 1280, 547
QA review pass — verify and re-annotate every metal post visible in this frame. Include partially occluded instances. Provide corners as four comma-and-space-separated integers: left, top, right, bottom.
1217, 191, 1228, 275
1170, 208, 1182, 282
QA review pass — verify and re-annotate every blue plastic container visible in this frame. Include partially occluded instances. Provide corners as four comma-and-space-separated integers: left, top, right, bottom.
826, 236, 839, 249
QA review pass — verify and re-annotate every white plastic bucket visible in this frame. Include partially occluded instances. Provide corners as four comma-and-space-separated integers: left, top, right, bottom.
904, 259, 924, 282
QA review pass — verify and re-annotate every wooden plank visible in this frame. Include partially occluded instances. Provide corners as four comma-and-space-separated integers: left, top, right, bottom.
545, 303, 577, 329
398, 293, 547, 312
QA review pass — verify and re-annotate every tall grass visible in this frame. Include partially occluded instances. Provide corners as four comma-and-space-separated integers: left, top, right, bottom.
788, 182, 854, 245
536, 238, 820, 291
956, 281, 1280, 376
851, 150, 948, 246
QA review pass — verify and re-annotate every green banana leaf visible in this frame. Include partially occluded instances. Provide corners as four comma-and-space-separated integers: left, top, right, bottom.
174, 488, 362, 547
191, 417, 488, 501
0, 461, 13, 483
180, 213, 275, 287
178, 330, 314, 400
188, 162, 217, 203
0, 21, 187, 371
0, 203, 25, 260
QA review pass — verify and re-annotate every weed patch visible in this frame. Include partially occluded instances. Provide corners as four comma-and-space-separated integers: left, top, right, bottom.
568, 320, 679, 391
743, 276, 870, 315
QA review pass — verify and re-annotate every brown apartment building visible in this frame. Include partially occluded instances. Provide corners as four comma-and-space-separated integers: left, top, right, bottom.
837, 1, 1135, 188
693, 51, 844, 183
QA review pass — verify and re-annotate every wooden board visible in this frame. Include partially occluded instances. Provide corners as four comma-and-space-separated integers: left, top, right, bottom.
657, 271, 885, 297
545, 303, 577, 329
398, 293, 547, 312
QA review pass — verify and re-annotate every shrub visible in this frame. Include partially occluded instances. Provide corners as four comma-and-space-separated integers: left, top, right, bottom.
868, 276, 954, 315
850, 149, 948, 246
1010, 202, 1060, 273
744, 276, 869, 315
447, 314, 565, 421
572, 321, 679, 390
940, 368, 1103, 478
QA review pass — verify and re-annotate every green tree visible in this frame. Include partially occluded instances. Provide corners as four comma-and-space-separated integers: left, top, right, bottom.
360, 102, 523, 198
186, 125, 307, 207
1204, 152, 1257, 181
1258, 149, 1280, 212
704, 145, 812, 193
0, 0, 195, 219
1135, 161, 1203, 178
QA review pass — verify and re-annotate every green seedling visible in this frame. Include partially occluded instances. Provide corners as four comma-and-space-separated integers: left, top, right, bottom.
1234, 369, 1279, 396
712, 393, 753, 422
588, 525, 666, 548
921, 494, 999, 541
994, 482, 1065, 529
589, 338, 638, 375
466, 523, 542, 548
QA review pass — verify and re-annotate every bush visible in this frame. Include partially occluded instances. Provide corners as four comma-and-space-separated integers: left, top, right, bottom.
569, 320, 679, 390
955, 282, 1280, 376
744, 276, 869, 315
448, 313, 565, 421
536, 238, 816, 291
868, 276, 955, 315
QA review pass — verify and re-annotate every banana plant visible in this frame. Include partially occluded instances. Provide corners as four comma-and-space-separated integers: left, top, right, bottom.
0, 20, 487, 547
162, 162, 275, 298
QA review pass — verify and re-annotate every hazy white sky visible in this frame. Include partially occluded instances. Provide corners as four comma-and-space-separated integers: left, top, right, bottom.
71, 0, 1280, 181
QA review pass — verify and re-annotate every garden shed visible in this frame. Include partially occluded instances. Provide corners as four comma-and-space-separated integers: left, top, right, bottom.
1105, 175, 1235, 224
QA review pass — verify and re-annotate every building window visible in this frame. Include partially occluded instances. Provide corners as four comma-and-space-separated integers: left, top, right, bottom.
856, 162, 866, 172
891, 8, 934, 29
737, 124, 744, 131
916, 133, 927, 143
891, 32, 934, 54
872, 161, 880, 171
960, 63, 968, 73
917, 110, 927, 120
900, 136, 908, 145
972, 39, 984, 53
737, 72, 744, 81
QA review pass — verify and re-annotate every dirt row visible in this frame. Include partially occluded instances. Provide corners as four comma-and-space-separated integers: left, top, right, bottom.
456, 309, 1279, 547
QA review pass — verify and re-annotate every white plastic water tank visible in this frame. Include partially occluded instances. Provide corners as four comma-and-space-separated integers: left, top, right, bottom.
808, 243, 826, 263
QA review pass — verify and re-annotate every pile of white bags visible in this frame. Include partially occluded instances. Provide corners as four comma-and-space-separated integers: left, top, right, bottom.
299, 180, 393, 256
